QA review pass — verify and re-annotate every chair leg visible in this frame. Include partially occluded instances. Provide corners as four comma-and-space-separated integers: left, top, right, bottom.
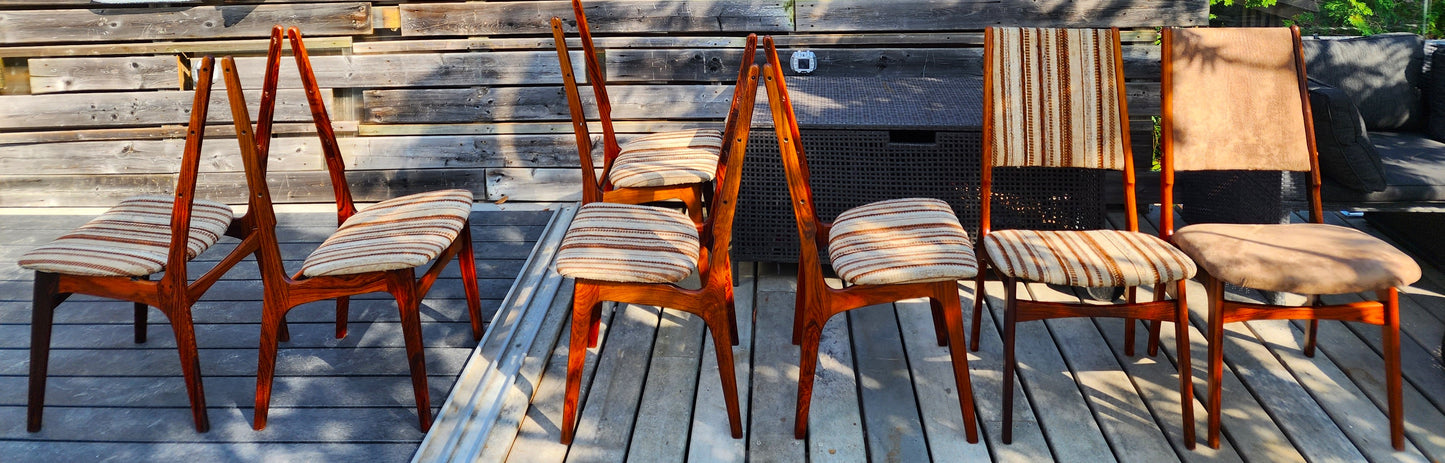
167, 307, 210, 432
936, 283, 980, 444
458, 224, 484, 341
1303, 319, 1319, 358
1147, 284, 1162, 357
388, 269, 432, 432
1174, 279, 1195, 450
929, 296, 949, 347
135, 274, 149, 344
1205, 275, 1225, 449
724, 265, 739, 346
685, 193, 704, 225
705, 310, 744, 438
562, 282, 601, 444
335, 296, 350, 339
1002, 277, 1018, 445
1380, 287, 1404, 451
253, 300, 288, 431
27, 272, 59, 433
586, 300, 604, 348
794, 316, 824, 439
1124, 317, 1137, 357
970, 271, 987, 352
792, 263, 810, 346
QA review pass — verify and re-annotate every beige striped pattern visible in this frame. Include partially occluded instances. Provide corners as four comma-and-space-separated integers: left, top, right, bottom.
556, 202, 701, 284
19, 196, 235, 277
984, 229, 1196, 287
989, 27, 1127, 169
608, 129, 723, 188
828, 198, 978, 286
300, 189, 473, 277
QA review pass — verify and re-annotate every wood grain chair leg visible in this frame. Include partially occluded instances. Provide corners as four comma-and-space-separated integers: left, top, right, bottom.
1380, 287, 1404, 450
725, 283, 739, 346
970, 272, 986, 352
252, 301, 287, 430
458, 222, 484, 341
936, 282, 980, 443
794, 318, 824, 439
562, 282, 600, 444
1146, 285, 1163, 357
26, 271, 58, 433
135, 274, 149, 344
706, 310, 744, 438
929, 296, 949, 347
1205, 276, 1225, 449
1303, 319, 1319, 357
792, 264, 811, 346
335, 296, 350, 339
586, 300, 604, 349
279, 313, 292, 343
1124, 317, 1137, 357
167, 308, 210, 432
389, 269, 432, 432
1002, 278, 1018, 444
1174, 279, 1195, 450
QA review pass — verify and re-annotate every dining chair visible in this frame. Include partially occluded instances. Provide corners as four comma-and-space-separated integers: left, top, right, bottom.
975, 27, 1199, 448
759, 36, 981, 442
553, 0, 756, 225
550, 16, 761, 444
19, 56, 248, 433
217, 26, 484, 432
1160, 25, 1419, 450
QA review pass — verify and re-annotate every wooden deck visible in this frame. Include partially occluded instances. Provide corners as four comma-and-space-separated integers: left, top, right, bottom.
0, 209, 554, 462
433, 207, 1445, 463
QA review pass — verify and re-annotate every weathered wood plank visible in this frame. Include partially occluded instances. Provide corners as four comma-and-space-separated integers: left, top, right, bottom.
0, 441, 416, 463
349, 31, 1161, 54
505, 301, 617, 462
363, 84, 734, 124
0, 406, 427, 443
806, 305, 866, 462
399, 0, 790, 37
0, 134, 587, 176
747, 276, 807, 460
626, 306, 705, 462
975, 279, 1054, 461
893, 295, 992, 462
0, 320, 476, 350
847, 305, 927, 462
795, 0, 1208, 32
29, 55, 180, 93
564, 303, 661, 463
0, 4, 371, 44
486, 168, 599, 203
686, 263, 755, 463
0, 346, 472, 377
0, 298, 502, 326
357, 121, 719, 137
472, 279, 575, 461
0, 375, 456, 409
0, 168, 486, 207
216, 51, 585, 90
0, 89, 329, 129
0, 122, 358, 145
0, 37, 352, 59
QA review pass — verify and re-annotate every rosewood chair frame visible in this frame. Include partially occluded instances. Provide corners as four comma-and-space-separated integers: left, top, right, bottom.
1158, 25, 1403, 450
760, 36, 980, 443
558, 0, 756, 224
552, 16, 758, 444
218, 26, 483, 432
26, 56, 258, 433
971, 27, 1195, 448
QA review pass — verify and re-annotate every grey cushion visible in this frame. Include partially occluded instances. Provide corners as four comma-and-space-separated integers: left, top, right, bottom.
1303, 34, 1425, 131
1427, 47, 1445, 142
1308, 83, 1386, 192
1321, 132, 1445, 203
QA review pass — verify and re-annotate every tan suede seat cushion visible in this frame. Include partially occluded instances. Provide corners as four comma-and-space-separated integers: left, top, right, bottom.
828, 198, 978, 286
608, 129, 723, 188
1173, 223, 1420, 294
984, 229, 1196, 288
556, 202, 701, 284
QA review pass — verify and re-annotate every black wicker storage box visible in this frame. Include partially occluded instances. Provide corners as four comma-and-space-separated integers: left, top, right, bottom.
735, 77, 1107, 263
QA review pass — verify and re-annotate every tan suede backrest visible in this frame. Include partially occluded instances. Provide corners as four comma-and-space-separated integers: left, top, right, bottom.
1167, 28, 1312, 172
988, 27, 1128, 170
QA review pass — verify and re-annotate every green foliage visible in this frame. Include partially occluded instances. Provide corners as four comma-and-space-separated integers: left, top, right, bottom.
1285, 0, 1442, 37
1210, 0, 1279, 7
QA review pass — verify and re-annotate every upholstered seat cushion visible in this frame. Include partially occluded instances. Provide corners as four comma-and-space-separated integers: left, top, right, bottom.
556, 202, 701, 284
828, 198, 977, 286
984, 229, 1196, 288
300, 189, 473, 277
607, 129, 723, 188
19, 196, 235, 277
1173, 223, 1420, 294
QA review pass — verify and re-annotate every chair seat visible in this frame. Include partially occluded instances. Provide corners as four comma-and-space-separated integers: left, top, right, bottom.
556, 202, 701, 284
607, 129, 724, 188
828, 198, 978, 285
300, 189, 473, 278
984, 229, 1196, 287
1173, 222, 1420, 294
19, 196, 235, 277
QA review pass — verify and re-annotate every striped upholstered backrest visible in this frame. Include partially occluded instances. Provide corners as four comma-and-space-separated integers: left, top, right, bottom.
1166, 27, 1312, 172
987, 27, 1128, 169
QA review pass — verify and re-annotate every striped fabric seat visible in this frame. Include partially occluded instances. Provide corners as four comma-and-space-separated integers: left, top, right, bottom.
984, 229, 1196, 288
19, 196, 235, 277
607, 129, 724, 188
556, 202, 701, 284
300, 189, 473, 277
828, 198, 978, 286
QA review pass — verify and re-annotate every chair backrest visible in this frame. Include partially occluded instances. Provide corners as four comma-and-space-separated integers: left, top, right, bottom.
704, 64, 760, 275
982, 27, 1136, 234
760, 36, 824, 262
569, 0, 620, 164
1159, 26, 1321, 234
551, 17, 603, 204
163, 55, 218, 283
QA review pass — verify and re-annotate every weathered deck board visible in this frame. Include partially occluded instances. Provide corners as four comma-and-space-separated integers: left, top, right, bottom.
685, 263, 756, 463
745, 275, 808, 461
806, 308, 866, 462
848, 305, 928, 461
397, 1, 791, 37
894, 295, 992, 461
0, 4, 371, 44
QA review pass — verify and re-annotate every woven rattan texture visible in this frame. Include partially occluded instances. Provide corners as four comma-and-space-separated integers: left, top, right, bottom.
1176, 171, 1294, 225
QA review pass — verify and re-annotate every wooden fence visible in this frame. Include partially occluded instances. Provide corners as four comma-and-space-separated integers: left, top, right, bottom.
0, 0, 1207, 207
